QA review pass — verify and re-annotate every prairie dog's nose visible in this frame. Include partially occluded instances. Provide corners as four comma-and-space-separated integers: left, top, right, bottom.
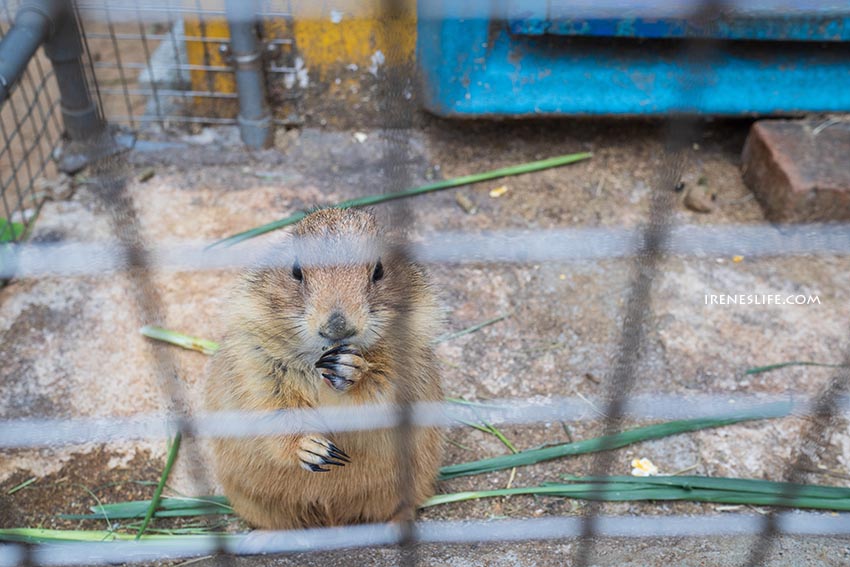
319, 311, 356, 341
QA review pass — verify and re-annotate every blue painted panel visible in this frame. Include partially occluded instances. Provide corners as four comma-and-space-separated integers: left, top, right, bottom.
504, 0, 850, 41
509, 16, 850, 42
417, 15, 850, 116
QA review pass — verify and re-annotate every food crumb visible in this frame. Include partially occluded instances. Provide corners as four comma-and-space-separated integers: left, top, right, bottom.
489, 185, 509, 198
631, 457, 659, 477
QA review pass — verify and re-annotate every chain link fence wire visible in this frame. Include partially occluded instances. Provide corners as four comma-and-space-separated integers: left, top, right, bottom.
0, 1, 64, 246
573, 1, 724, 562
74, 0, 300, 129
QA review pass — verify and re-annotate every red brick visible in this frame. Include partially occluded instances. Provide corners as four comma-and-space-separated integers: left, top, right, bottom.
741, 119, 850, 222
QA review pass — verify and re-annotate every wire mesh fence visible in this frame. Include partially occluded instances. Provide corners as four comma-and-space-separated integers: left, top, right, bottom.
0, 1, 64, 246
75, 0, 300, 129
2, 1, 850, 566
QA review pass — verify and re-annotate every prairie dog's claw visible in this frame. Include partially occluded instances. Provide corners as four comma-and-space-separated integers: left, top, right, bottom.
298, 436, 350, 472
315, 344, 368, 391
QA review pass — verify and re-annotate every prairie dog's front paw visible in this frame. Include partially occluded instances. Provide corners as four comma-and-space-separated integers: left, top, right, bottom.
315, 344, 368, 392
297, 436, 350, 472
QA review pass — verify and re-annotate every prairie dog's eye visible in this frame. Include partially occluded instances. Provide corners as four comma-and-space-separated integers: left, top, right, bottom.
291, 260, 303, 282
371, 259, 384, 282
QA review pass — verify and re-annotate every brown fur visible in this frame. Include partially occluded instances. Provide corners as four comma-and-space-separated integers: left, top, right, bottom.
205, 208, 443, 529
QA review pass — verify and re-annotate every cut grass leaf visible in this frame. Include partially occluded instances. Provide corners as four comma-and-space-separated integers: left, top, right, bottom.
58, 495, 232, 521
59, 507, 227, 521
140, 326, 219, 355
0, 528, 210, 544
745, 361, 849, 375
455, 397, 518, 454
136, 433, 182, 539
438, 402, 791, 480
561, 474, 850, 500
458, 420, 518, 454
141, 315, 504, 356
445, 397, 504, 409
423, 475, 850, 512
211, 152, 592, 248
48, 405, 792, 527
6, 477, 36, 495
0, 528, 234, 543
434, 315, 508, 344
96, 495, 232, 514
0, 219, 25, 243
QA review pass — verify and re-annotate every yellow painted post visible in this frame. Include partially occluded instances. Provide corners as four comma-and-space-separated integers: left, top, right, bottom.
183, 1, 417, 124
183, 18, 236, 117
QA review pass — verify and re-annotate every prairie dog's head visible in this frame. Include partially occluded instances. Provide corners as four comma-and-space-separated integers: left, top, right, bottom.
235, 208, 437, 364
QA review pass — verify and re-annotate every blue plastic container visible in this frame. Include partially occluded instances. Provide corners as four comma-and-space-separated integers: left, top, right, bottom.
417, 0, 850, 116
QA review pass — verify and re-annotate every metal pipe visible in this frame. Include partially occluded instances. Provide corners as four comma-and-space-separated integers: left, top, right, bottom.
0, 0, 61, 104
225, 0, 273, 148
42, 0, 106, 141
0, 0, 105, 142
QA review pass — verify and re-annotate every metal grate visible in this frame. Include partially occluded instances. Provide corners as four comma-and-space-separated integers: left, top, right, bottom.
75, 0, 299, 129
0, 1, 64, 245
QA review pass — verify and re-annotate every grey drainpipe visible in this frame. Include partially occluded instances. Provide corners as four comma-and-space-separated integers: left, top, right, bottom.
0, 0, 62, 104
0, 0, 105, 140
42, 0, 106, 141
225, 0, 273, 149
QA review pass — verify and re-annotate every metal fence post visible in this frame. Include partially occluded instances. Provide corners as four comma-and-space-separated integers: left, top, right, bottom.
0, 0, 62, 104
42, 0, 106, 141
225, 0, 273, 149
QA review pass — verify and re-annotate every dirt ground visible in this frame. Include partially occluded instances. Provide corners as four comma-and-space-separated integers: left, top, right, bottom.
1, 118, 850, 566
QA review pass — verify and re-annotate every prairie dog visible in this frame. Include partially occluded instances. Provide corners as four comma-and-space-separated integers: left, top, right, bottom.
205, 208, 443, 529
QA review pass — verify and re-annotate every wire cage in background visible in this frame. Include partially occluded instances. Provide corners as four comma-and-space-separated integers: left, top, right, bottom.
76, 0, 300, 130
0, 0, 302, 247
0, 1, 64, 246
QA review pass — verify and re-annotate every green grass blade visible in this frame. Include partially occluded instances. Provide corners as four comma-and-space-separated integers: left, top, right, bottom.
127, 525, 229, 535
0, 219, 25, 243
211, 152, 592, 248
745, 361, 849, 375
424, 477, 850, 511
423, 484, 621, 507
434, 315, 508, 344
457, 420, 493, 434
562, 475, 850, 500
58, 496, 232, 521
0, 529, 240, 544
6, 476, 37, 495
95, 495, 231, 514
59, 507, 228, 521
0, 528, 174, 543
136, 433, 182, 540
141, 315, 504, 356
438, 402, 791, 480
158, 496, 233, 512
485, 423, 518, 454
140, 326, 220, 355
457, 419, 518, 453
444, 398, 504, 409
